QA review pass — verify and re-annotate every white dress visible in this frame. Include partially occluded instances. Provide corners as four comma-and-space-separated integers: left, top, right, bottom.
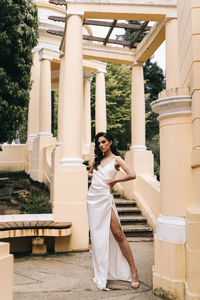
87, 157, 132, 290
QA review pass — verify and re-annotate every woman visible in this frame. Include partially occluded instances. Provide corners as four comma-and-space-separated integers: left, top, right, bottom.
87, 132, 139, 291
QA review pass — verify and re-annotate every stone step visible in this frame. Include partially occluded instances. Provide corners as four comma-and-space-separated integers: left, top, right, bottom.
117, 207, 141, 215
113, 192, 121, 198
127, 236, 154, 242
120, 215, 146, 225
114, 199, 136, 207
122, 224, 153, 237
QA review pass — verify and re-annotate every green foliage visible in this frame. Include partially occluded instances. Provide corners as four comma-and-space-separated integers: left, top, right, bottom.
0, 0, 38, 143
144, 59, 165, 140
119, 21, 148, 44
91, 59, 165, 174
91, 63, 132, 149
19, 191, 52, 214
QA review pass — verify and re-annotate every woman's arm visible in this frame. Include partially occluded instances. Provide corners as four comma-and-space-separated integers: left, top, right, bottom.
107, 156, 136, 193
88, 161, 95, 178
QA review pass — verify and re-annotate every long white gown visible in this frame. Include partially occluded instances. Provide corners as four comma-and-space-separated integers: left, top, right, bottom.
87, 157, 132, 290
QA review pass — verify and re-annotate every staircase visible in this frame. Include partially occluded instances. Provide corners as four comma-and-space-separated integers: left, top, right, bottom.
114, 194, 153, 242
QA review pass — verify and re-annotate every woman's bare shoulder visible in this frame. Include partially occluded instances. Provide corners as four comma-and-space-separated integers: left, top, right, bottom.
115, 155, 124, 163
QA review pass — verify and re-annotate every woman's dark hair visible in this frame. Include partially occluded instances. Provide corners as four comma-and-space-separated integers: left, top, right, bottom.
94, 132, 120, 169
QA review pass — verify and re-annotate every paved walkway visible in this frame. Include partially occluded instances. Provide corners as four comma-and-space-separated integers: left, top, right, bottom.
14, 241, 161, 300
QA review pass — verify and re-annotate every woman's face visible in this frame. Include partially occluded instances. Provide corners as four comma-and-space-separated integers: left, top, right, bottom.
98, 136, 112, 153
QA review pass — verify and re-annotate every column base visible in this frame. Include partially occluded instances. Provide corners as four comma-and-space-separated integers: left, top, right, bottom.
0, 242, 13, 300
153, 269, 185, 300
51, 153, 89, 252
185, 208, 200, 297
153, 234, 186, 300
124, 149, 154, 199
29, 135, 56, 182
185, 282, 200, 300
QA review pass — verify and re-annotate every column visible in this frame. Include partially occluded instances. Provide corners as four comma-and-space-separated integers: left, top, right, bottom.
95, 69, 107, 134
52, 11, 89, 252
57, 52, 65, 144
29, 50, 55, 182
165, 18, 180, 89
38, 54, 52, 137
27, 51, 40, 141
83, 76, 92, 155
151, 88, 192, 299
124, 62, 153, 199
60, 13, 83, 164
130, 62, 146, 151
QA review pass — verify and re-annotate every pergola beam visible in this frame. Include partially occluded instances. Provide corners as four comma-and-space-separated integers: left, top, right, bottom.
130, 21, 149, 48
49, 0, 66, 5
83, 19, 151, 31
104, 20, 117, 45
48, 16, 66, 22
83, 34, 135, 47
47, 29, 64, 36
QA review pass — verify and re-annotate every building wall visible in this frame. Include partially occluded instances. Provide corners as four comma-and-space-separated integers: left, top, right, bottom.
178, 0, 200, 89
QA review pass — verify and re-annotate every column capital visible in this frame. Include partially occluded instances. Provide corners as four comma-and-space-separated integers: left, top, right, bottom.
39, 55, 53, 62
96, 68, 107, 74
84, 76, 92, 81
132, 61, 144, 67
165, 14, 177, 21
66, 10, 84, 18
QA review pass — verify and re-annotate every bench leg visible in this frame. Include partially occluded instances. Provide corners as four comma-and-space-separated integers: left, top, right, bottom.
32, 237, 47, 255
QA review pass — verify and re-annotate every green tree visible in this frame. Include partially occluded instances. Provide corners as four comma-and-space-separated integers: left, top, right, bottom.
91, 63, 132, 150
0, 0, 38, 143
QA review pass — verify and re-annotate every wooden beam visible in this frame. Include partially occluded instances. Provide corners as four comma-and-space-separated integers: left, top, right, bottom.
104, 20, 117, 45
83, 35, 134, 46
48, 16, 66, 22
47, 29, 64, 36
83, 19, 151, 31
130, 21, 149, 48
49, 0, 66, 5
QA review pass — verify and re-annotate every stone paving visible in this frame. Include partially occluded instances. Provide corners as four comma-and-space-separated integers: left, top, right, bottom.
14, 242, 161, 300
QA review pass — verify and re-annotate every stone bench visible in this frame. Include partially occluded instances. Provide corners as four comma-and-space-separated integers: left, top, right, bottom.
0, 214, 72, 254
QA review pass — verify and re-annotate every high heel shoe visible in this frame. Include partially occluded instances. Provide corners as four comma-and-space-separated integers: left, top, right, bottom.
131, 281, 140, 289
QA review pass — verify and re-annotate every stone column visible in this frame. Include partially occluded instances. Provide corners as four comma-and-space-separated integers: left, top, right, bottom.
52, 11, 89, 252
165, 18, 180, 89
38, 54, 52, 137
130, 62, 146, 151
29, 50, 55, 182
83, 76, 92, 159
0, 242, 13, 300
95, 69, 107, 134
57, 53, 65, 144
60, 13, 84, 164
27, 51, 40, 141
151, 88, 192, 299
124, 62, 153, 199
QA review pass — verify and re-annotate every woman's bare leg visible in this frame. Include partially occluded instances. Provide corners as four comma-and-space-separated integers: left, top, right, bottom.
110, 209, 139, 284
